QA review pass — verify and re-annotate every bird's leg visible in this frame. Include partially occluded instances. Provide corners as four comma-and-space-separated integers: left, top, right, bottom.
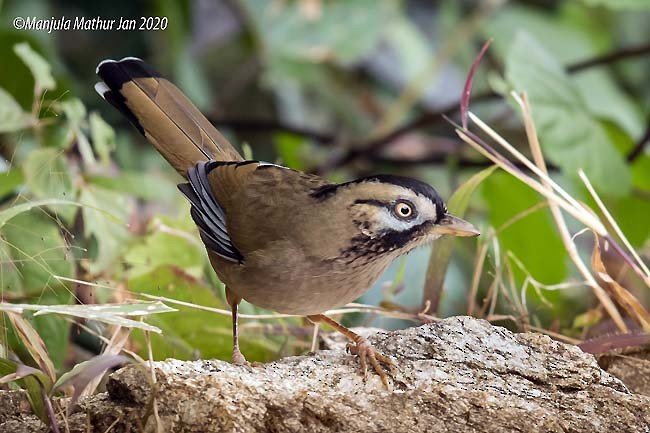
307, 314, 394, 387
226, 287, 247, 365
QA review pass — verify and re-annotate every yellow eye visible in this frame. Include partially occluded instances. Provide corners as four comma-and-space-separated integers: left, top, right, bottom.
394, 201, 414, 219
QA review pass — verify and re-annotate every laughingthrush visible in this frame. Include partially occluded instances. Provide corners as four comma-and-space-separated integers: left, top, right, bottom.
95, 57, 479, 385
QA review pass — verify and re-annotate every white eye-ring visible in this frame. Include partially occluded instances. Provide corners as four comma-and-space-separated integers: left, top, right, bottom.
393, 200, 415, 220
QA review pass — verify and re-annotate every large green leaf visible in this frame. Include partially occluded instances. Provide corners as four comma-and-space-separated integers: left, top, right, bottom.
23, 148, 77, 223
486, 6, 644, 139
505, 31, 631, 196
482, 172, 567, 284
128, 266, 280, 362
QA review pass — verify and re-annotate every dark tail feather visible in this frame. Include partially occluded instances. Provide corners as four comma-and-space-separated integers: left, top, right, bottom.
95, 57, 242, 176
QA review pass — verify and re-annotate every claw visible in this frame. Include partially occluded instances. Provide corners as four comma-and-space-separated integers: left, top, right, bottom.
348, 337, 394, 388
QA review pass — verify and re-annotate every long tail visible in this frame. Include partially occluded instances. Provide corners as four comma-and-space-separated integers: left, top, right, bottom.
95, 57, 242, 176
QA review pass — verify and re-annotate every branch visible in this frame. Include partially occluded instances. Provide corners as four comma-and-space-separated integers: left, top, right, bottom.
566, 42, 650, 73
207, 117, 336, 144
626, 115, 650, 162
323, 42, 650, 171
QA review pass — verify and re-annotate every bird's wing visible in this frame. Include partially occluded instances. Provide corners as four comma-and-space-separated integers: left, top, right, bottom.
179, 160, 331, 261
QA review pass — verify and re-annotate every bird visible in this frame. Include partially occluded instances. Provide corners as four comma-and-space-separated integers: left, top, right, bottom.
95, 57, 479, 386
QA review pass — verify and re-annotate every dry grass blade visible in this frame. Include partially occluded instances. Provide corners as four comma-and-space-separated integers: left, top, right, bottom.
591, 236, 650, 331
467, 110, 607, 235
5, 312, 57, 384
579, 170, 650, 288
514, 92, 627, 333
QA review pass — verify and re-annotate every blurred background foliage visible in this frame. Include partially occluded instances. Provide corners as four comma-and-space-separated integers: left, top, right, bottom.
0, 0, 649, 374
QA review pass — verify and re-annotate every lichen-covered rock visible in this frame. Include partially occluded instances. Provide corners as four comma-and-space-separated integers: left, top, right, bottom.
2, 316, 649, 432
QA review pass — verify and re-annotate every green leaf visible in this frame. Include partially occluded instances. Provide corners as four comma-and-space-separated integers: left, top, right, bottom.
486, 7, 643, 139
62, 99, 95, 165
4, 312, 55, 385
447, 166, 498, 215
0, 198, 80, 230
0, 358, 47, 423
274, 133, 307, 170
89, 112, 116, 166
482, 172, 567, 284
124, 217, 205, 278
0, 87, 34, 132
608, 196, 650, 247
13, 42, 56, 94
23, 148, 77, 223
79, 185, 131, 274
242, 0, 394, 65
631, 156, 650, 192
0, 363, 49, 388
87, 172, 179, 204
423, 166, 496, 309
505, 31, 631, 196
30, 308, 70, 371
0, 241, 22, 295
0, 168, 24, 197
0, 210, 74, 296
581, 0, 650, 9
129, 266, 280, 362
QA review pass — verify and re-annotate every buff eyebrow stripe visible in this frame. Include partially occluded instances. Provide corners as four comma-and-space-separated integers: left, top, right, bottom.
354, 199, 387, 208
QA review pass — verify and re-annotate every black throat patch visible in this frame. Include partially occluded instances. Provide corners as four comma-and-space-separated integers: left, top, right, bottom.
338, 222, 431, 264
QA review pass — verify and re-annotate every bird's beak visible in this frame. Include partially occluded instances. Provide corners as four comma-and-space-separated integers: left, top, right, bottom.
431, 214, 480, 237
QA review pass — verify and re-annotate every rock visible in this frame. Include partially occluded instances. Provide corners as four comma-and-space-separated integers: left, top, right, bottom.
2, 316, 649, 432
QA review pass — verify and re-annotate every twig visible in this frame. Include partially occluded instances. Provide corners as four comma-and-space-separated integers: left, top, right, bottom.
566, 42, 650, 73
626, 116, 650, 162
208, 117, 336, 144
319, 42, 650, 171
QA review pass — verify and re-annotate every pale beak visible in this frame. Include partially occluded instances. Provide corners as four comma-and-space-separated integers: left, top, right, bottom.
431, 214, 480, 237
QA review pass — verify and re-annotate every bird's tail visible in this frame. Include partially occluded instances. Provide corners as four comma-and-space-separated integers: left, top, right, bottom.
95, 57, 242, 176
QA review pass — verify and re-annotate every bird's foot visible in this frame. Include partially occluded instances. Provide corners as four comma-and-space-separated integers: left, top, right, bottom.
347, 336, 394, 388
231, 348, 248, 366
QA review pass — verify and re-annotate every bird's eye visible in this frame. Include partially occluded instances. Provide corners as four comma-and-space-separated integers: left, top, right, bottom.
393, 201, 415, 219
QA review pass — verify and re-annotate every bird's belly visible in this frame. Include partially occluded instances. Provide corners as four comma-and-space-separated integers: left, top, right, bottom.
216, 252, 391, 315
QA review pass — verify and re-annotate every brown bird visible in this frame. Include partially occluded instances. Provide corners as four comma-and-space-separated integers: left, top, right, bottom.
95, 57, 479, 385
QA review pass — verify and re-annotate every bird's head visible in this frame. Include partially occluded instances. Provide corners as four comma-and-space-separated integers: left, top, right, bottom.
313, 175, 479, 263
